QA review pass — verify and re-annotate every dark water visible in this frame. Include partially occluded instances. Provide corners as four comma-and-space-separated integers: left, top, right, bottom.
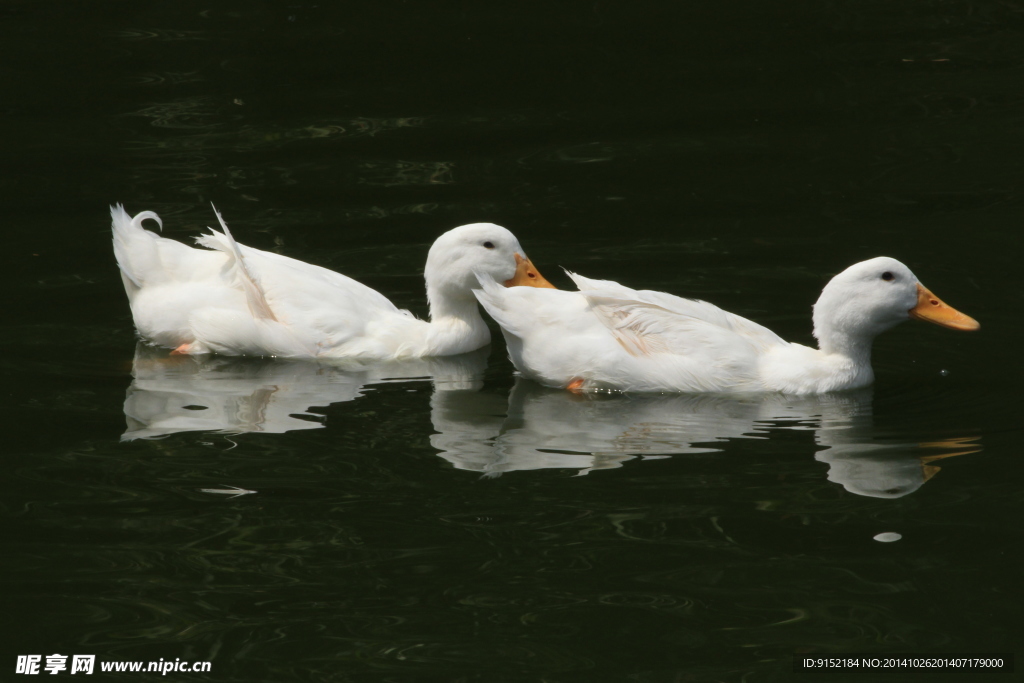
4, 2, 1023, 681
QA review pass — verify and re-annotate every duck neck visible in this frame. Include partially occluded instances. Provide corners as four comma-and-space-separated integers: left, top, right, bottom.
813, 324, 876, 390
425, 287, 490, 355
817, 328, 874, 365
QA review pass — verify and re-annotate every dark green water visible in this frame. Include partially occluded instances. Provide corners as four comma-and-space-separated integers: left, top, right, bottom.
4, 2, 1022, 681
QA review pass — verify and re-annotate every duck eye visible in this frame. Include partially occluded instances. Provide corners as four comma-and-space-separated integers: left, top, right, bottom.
483, 241, 495, 249
881, 271, 895, 281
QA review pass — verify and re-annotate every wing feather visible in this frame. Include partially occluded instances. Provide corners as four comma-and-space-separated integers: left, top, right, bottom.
569, 271, 786, 353
196, 205, 279, 322
583, 295, 768, 391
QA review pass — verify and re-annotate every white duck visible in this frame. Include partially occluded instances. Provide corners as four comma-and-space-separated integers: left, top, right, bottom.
111, 204, 554, 359
474, 257, 979, 394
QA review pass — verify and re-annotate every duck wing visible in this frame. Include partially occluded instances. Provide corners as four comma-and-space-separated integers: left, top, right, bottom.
568, 271, 786, 353
578, 295, 766, 390
476, 274, 772, 392
193, 209, 414, 355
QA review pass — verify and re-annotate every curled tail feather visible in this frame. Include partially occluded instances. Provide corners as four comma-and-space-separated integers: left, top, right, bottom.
110, 203, 164, 292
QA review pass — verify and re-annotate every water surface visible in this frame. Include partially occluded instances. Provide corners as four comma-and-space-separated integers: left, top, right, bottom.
3, 1, 1022, 681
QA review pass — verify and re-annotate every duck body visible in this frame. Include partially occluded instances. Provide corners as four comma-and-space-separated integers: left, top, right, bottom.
475, 258, 978, 395
112, 204, 553, 360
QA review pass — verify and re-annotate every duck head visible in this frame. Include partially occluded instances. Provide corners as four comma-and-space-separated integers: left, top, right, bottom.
425, 223, 554, 314
812, 256, 978, 354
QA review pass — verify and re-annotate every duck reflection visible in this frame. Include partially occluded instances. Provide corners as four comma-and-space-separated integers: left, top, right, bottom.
816, 434, 979, 499
122, 345, 978, 498
431, 379, 980, 497
121, 343, 489, 440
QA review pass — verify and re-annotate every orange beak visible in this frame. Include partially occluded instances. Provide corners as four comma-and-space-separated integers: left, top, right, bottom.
908, 283, 979, 331
504, 253, 557, 289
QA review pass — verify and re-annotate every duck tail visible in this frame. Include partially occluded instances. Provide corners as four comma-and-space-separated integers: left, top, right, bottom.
472, 272, 529, 338
110, 203, 164, 295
